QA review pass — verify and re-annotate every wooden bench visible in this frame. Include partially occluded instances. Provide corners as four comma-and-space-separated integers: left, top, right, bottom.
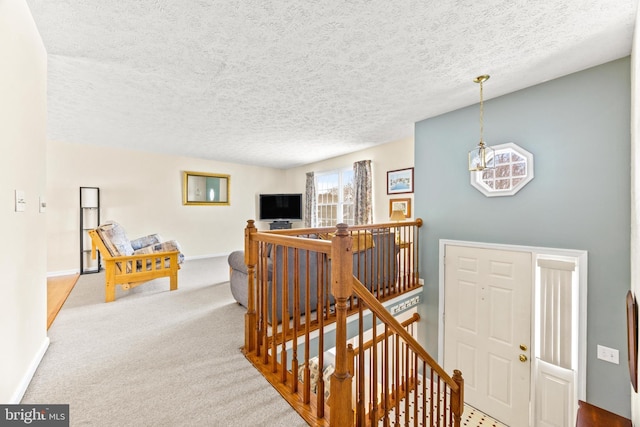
89, 229, 180, 302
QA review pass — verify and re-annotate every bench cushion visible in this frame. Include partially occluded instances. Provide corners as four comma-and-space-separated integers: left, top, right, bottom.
95, 221, 134, 256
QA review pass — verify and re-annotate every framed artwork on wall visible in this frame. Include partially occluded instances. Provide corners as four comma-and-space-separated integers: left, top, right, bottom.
387, 167, 414, 194
389, 198, 411, 218
182, 171, 230, 206
627, 290, 638, 392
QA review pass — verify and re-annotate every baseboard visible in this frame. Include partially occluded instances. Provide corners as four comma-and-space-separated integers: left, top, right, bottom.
9, 336, 50, 403
184, 253, 229, 261
46, 255, 230, 275
47, 269, 79, 278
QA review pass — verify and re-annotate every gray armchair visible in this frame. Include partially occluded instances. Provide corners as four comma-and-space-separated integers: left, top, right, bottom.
228, 250, 249, 307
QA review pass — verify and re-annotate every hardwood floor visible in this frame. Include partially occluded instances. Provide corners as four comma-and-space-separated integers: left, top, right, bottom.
47, 274, 79, 329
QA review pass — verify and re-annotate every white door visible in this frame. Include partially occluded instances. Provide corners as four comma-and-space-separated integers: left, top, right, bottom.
443, 245, 532, 426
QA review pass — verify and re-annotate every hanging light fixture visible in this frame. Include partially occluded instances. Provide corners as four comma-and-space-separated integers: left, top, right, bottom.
468, 74, 495, 171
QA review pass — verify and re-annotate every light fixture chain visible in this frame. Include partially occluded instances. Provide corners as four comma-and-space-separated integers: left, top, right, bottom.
469, 74, 491, 172
479, 79, 484, 143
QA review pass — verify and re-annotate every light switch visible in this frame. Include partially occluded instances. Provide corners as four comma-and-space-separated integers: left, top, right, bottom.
15, 190, 26, 212
597, 344, 619, 364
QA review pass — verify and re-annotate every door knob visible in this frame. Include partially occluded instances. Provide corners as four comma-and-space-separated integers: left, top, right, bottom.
519, 354, 528, 362
519, 344, 528, 351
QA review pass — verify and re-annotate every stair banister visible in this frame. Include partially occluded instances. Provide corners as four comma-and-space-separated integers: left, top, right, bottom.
329, 223, 355, 427
244, 219, 257, 352
350, 277, 464, 426
240, 218, 462, 426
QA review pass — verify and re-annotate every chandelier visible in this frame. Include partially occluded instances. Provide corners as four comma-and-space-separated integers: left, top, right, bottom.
468, 75, 495, 171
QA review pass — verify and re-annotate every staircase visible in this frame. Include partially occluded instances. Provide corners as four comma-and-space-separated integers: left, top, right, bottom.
240, 219, 464, 426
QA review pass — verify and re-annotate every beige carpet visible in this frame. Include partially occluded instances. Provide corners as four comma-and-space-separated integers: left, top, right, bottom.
22, 257, 307, 427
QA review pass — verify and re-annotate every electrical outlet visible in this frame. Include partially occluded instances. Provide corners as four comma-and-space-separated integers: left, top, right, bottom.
597, 345, 619, 364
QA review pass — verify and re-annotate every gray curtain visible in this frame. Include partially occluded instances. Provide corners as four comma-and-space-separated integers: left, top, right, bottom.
304, 172, 316, 227
353, 160, 372, 225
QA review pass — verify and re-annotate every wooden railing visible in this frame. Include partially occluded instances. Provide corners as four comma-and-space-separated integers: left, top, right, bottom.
240, 220, 463, 426
350, 278, 463, 426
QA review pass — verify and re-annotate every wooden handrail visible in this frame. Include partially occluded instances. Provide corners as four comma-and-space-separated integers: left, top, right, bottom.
352, 313, 420, 356
253, 232, 332, 253
264, 218, 423, 236
351, 278, 459, 392
241, 218, 463, 426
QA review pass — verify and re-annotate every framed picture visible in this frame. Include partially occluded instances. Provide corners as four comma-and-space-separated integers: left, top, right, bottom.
389, 198, 411, 218
387, 167, 414, 194
627, 291, 638, 392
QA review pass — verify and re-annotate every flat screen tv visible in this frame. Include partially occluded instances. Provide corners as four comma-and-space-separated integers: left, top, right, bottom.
259, 193, 303, 222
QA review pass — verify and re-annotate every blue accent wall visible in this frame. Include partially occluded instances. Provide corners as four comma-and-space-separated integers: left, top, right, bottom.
414, 58, 631, 416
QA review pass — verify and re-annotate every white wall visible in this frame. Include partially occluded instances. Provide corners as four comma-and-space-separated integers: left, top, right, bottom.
630, 4, 640, 425
0, 0, 48, 403
47, 137, 414, 274
284, 137, 414, 224
47, 140, 287, 274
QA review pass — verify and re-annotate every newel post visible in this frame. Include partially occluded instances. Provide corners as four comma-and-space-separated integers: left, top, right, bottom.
452, 369, 464, 427
244, 220, 257, 352
329, 223, 354, 427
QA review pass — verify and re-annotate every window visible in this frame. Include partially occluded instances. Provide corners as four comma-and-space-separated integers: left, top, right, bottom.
470, 142, 534, 197
315, 168, 354, 226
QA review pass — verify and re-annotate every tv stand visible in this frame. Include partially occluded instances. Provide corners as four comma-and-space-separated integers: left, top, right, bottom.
269, 221, 292, 230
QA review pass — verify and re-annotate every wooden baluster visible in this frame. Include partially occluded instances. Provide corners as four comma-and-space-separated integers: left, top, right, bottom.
412, 225, 418, 288
413, 352, 418, 426
329, 223, 354, 427
382, 324, 390, 427
280, 248, 289, 382
244, 220, 257, 352
394, 334, 400, 425
291, 249, 299, 394
317, 252, 325, 419
368, 346, 375, 426
255, 243, 264, 358
270, 246, 279, 372
302, 251, 313, 404
371, 313, 378, 424
261, 245, 270, 365
403, 340, 409, 425
356, 306, 366, 427
429, 368, 434, 425
347, 344, 364, 426
451, 370, 464, 427
403, 225, 409, 290
317, 320, 325, 417
415, 219, 423, 288
437, 374, 442, 426
422, 361, 427, 427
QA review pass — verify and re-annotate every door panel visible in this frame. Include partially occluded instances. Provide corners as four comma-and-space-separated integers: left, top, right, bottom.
488, 353, 512, 405
535, 359, 573, 427
444, 245, 532, 427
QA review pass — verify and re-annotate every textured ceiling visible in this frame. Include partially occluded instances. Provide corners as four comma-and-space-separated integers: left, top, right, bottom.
26, 0, 638, 169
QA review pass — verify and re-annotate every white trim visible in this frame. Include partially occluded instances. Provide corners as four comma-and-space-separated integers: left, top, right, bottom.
184, 253, 229, 261
47, 269, 79, 277
46, 254, 228, 277
314, 167, 355, 226
9, 337, 50, 403
470, 142, 535, 197
438, 239, 588, 403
